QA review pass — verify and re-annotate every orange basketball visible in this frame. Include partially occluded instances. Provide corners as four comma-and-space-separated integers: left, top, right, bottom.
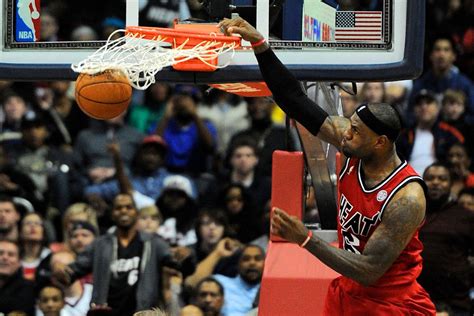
75, 69, 132, 120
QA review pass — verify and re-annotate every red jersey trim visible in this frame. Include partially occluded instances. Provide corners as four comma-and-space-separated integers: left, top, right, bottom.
357, 160, 408, 193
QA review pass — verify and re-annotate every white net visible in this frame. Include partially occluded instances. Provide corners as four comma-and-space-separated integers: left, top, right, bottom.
71, 29, 238, 90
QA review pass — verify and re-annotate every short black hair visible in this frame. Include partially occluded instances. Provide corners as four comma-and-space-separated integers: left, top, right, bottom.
367, 103, 403, 140
423, 162, 451, 180
38, 284, 65, 300
458, 187, 474, 198
194, 207, 232, 243
431, 34, 458, 55
241, 244, 266, 258
0, 195, 18, 210
196, 277, 224, 296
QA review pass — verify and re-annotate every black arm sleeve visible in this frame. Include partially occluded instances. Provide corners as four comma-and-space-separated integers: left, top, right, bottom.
255, 48, 329, 135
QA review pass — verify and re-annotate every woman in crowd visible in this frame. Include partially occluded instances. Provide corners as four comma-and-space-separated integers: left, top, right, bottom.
19, 212, 51, 281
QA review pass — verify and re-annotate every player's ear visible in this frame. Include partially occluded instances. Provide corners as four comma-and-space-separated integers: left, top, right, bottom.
374, 135, 388, 148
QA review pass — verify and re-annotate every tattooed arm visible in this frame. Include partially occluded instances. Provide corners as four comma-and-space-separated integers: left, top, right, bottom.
272, 181, 426, 286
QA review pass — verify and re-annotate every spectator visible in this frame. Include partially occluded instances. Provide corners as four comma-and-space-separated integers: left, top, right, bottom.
220, 184, 262, 243
188, 245, 264, 316
74, 112, 143, 185
157, 175, 199, 246
137, 205, 163, 235
188, 209, 238, 277
397, 90, 464, 175
219, 139, 271, 216
48, 251, 92, 316
37, 285, 66, 316
0, 144, 43, 210
458, 187, 474, 212
35, 221, 97, 298
128, 82, 173, 134
0, 92, 32, 144
62, 203, 99, 244
184, 238, 242, 289
446, 143, 474, 197
230, 97, 287, 177
68, 221, 98, 254
6, 113, 76, 214
408, 35, 474, 123
194, 277, 224, 316
360, 82, 386, 103
139, 0, 190, 28
40, 10, 60, 41
34, 81, 90, 150
19, 212, 51, 281
198, 90, 250, 156
0, 195, 21, 242
419, 163, 474, 314
85, 135, 169, 202
440, 89, 474, 156
0, 240, 35, 315
53, 193, 171, 316
441, 89, 468, 126
155, 93, 217, 174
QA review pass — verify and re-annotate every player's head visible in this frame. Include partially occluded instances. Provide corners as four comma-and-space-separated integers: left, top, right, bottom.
341, 103, 402, 159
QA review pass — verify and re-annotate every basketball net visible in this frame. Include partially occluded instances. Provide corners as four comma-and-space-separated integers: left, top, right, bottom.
71, 28, 240, 90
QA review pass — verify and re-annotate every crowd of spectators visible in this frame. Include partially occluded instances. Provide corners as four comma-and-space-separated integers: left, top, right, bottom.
0, 0, 473, 316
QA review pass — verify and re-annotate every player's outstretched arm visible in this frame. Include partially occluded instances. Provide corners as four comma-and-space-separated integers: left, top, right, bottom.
219, 17, 349, 149
272, 182, 425, 286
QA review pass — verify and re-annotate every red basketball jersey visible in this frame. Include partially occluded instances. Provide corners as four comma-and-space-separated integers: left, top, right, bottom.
337, 158, 425, 287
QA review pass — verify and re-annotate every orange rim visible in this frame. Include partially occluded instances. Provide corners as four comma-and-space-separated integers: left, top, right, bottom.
125, 26, 241, 47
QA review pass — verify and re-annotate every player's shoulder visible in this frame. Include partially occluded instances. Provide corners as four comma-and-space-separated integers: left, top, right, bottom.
385, 181, 426, 216
390, 181, 425, 204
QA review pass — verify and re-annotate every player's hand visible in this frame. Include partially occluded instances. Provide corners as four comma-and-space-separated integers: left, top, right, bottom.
218, 17, 264, 43
271, 208, 309, 245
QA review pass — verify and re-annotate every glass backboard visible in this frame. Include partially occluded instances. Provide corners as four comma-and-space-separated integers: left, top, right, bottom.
0, 0, 425, 83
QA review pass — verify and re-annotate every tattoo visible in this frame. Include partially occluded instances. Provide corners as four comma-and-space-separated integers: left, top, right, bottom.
318, 116, 350, 149
303, 183, 425, 286
363, 190, 425, 269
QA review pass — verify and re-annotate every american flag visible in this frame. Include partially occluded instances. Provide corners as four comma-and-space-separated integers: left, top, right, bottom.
335, 11, 382, 41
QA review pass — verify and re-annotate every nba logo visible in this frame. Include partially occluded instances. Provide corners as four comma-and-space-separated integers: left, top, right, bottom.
15, 0, 41, 42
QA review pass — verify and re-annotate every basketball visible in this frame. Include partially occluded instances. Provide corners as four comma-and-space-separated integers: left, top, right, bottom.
75, 69, 132, 120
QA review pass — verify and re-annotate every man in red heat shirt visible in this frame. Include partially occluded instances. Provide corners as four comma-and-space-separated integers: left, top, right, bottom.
219, 17, 436, 315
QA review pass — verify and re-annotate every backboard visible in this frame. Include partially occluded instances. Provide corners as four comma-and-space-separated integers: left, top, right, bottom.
0, 0, 425, 83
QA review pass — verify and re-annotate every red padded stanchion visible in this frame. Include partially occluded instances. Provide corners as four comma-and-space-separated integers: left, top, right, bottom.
259, 150, 339, 316
270, 150, 304, 242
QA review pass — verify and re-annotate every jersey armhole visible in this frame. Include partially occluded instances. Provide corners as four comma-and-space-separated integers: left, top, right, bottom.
378, 176, 425, 221
338, 157, 351, 181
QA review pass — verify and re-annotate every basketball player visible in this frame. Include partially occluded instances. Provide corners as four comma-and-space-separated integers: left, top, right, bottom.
219, 17, 436, 315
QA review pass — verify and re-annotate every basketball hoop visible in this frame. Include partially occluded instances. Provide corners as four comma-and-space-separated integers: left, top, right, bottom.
71, 24, 241, 90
